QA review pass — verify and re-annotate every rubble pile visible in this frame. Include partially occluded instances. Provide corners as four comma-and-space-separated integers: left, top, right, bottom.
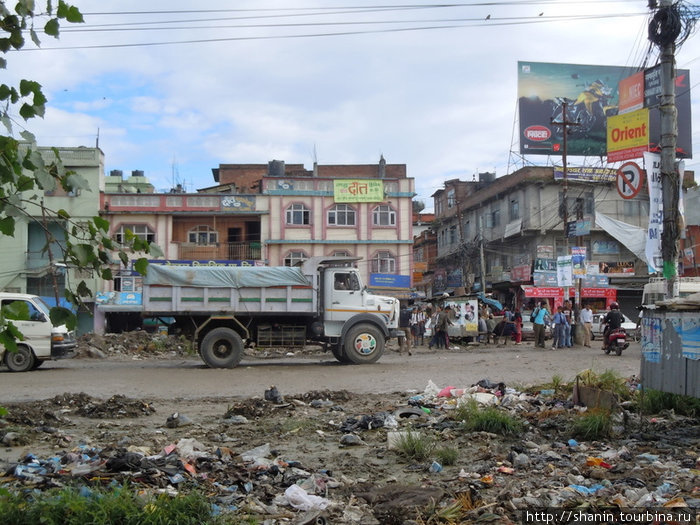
0, 381, 698, 524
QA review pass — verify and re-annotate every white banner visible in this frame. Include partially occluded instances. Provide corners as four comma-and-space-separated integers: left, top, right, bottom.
644, 152, 663, 273
556, 255, 573, 287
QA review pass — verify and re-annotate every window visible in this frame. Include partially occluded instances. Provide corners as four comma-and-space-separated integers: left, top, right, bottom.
559, 192, 594, 218
331, 250, 351, 257
188, 225, 218, 245
447, 189, 456, 208
284, 250, 308, 267
327, 204, 356, 226
371, 250, 396, 273
449, 225, 457, 245
491, 206, 500, 227
115, 224, 155, 244
334, 272, 359, 291
372, 205, 396, 226
464, 219, 470, 239
285, 203, 310, 225
509, 199, 520, 221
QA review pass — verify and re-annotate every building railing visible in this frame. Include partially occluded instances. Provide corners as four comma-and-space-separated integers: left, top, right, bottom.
178, 242, 262, 261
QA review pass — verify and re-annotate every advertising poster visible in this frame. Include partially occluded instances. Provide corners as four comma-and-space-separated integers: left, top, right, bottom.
644, 151, 663, 273
571, 247, 587, 276
518, 62, 692, 158
557, 256, 573, 287
446, 299, 479, 333
333, 179, 384, 203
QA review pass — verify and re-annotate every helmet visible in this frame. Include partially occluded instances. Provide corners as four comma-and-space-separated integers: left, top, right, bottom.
610, 302, 619, 310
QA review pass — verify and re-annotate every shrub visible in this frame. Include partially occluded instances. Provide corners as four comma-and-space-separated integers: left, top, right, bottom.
394, 431, 435, 462
570, 409, 612, 440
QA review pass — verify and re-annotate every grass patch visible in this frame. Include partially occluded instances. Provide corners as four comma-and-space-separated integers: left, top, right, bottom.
434, 446, 459, 466
578, 369, 631, 400
639, 389, 700, 417
0, 485, 245, 525
393, 431, 435, 462
570, 409, 613, 440
454, 399, 523, 435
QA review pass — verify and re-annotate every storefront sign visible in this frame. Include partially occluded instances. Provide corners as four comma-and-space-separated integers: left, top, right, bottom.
333, 179, 384, 203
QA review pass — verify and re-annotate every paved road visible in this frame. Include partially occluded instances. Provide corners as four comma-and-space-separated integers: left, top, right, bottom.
0, 342, 642, 402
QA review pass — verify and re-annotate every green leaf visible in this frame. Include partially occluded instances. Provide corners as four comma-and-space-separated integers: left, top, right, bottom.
44, 18, 59, 37
101, 267, 113, 280
73, 244, 92, 266
76, 280, 91, 298
49, 306, 74, 330
19, 130, 35, 142
65, 6, 83, 23
0, 216, 15, 236
134, 258, 149, 275
93, 215, 110, 231
0, 331, 18, 353
118, 251, 128, 267
57, 208, 70, 219
19, 102, 35, 120
29, 27, 40, 47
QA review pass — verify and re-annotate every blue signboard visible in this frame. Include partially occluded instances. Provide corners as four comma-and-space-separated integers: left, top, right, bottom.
369, 273, 410, 288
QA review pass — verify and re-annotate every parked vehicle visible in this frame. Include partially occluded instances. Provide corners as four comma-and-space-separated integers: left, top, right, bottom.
141, 257, 400, 368
0, 292, 76, 372
603, 327, 629, 356
591, 311, 638, 342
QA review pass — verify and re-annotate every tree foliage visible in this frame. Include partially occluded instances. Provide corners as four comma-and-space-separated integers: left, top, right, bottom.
0, 1, 157, 337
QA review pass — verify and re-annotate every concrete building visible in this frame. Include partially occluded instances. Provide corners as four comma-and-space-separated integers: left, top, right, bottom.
430, 166, 651, 315
0, 146, 104, 334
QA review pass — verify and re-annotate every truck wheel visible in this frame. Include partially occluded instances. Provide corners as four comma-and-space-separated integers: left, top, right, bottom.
343, 324, 385, 364
331, 344, 350, 364
200, 328, 244, 368
5, 346, 36, 372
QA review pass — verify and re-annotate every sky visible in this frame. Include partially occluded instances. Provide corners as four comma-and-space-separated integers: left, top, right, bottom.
7, 0, 700, 209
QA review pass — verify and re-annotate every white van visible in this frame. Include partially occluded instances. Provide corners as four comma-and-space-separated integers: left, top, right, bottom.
0, 292, 76, 372
641, 277, 700, 309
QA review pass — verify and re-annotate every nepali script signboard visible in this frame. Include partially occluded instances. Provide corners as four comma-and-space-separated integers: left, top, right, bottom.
333, 179, 384, 203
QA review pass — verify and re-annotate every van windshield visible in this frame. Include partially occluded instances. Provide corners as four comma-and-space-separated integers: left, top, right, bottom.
34, 297, 53, 318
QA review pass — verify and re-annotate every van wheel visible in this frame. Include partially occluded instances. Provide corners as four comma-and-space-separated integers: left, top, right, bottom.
343, 324, 384, 364
200, 328, 244, 368
5, 346, 36, 372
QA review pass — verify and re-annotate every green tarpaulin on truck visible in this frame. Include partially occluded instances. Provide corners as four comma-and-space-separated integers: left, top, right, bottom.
144, 264, 310, 288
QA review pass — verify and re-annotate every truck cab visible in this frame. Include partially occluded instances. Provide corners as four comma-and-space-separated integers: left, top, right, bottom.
642, 277, 700, 309
0, 293, 76, 372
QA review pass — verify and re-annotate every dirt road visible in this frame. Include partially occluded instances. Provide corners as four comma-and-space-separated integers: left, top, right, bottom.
0, 342, 641, 402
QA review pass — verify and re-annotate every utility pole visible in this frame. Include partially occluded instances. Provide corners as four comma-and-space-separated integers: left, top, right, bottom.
551, 101, 580, 306
478, 214, 486, 294
651, 0, 681, 298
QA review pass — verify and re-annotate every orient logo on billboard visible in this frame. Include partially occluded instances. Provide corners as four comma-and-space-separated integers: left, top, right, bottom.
524, 125, 551, 141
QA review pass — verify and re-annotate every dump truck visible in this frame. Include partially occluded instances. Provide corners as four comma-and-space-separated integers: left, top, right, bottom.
141, 256, 401, 368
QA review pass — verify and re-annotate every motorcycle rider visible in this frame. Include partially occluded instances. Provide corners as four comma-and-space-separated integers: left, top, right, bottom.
602, 302, 624, 350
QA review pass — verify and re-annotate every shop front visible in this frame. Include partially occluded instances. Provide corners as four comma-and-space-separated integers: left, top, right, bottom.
521, 285, 617, 312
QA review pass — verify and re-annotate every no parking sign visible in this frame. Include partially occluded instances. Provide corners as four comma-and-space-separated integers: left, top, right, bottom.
616, 162, 644, 199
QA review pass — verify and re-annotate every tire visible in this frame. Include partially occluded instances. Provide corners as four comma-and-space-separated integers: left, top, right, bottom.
5, 346, 36, 372
200, 328, 244, 368
343, 323, 385, 364
331, 344, 350, 364
603, 346, 611, 355
615, 346, 622, 356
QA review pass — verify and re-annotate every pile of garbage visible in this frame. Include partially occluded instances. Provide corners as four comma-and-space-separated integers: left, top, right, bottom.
0, 380, 697, 523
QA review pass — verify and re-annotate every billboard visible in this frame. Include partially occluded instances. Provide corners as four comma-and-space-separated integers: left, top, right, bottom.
334, 179, 384, 203
518, 61, 692, 159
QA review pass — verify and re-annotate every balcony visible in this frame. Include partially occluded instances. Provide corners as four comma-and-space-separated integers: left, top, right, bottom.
178, 242, 262, 261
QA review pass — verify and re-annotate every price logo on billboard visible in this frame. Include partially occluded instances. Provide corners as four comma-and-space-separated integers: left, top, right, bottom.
616, 162, 644, 200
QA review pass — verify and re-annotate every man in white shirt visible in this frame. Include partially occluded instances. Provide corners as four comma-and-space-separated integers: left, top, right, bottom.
580, 303, 594, 347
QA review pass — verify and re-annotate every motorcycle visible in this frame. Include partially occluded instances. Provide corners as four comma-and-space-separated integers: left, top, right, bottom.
603, 327, 629, 356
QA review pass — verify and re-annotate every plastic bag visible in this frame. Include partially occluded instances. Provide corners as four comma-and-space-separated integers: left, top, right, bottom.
285, 483, 330, 511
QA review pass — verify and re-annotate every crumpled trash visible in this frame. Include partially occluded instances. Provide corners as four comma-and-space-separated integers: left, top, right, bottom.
284, 483, 330, 511
264, 386, 284, 404
166, 412, 193, 428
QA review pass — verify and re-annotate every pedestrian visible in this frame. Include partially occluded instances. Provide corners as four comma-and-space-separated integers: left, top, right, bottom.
580, 302, 593, 347
428, 306, 441, 349
398, 306, 412, 354
562, 300, 574, 347
513, 310, 523, 345
552, 306, 569, 349
532, 301, 550, 348
410, 306, 426, 347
